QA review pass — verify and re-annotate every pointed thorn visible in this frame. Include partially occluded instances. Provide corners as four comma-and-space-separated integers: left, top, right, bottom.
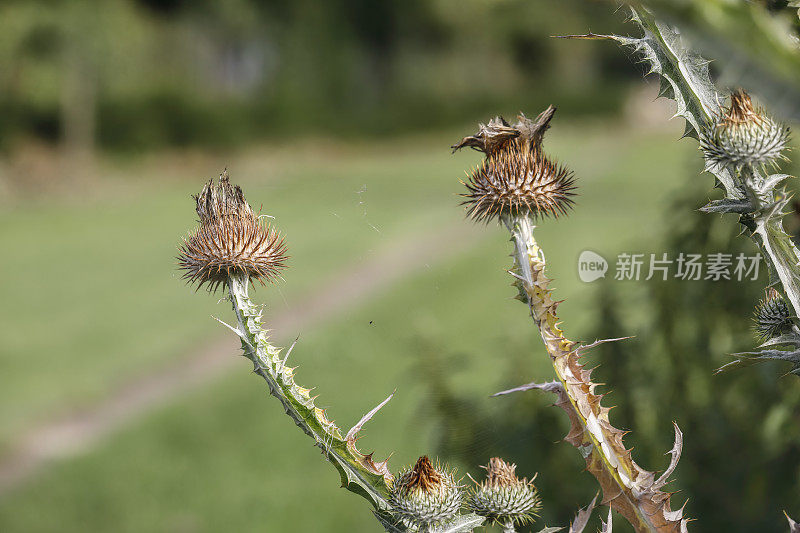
346, 390, 396, 441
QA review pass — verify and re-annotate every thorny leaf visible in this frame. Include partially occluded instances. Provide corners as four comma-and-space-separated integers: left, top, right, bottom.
699, 198, 753, 215
717, 347, 800, 376
346, 391, 395, 442
432, 514, 486, 533
375, 511, 408, 532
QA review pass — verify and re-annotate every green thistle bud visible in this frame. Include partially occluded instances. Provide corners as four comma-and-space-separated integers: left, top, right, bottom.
452, 107, 576, 223
754, 288, 795, 340
700, 90, 790, 170
389, 456, 463, 531
177, 171, 288, 292
467, 457, 541, 528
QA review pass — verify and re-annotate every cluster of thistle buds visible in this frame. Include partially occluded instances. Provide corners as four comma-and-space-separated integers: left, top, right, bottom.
388, 456, 541, 532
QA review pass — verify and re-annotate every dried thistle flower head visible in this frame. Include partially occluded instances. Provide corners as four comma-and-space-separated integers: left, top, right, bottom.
700, 89, 790, 170
467, 457, 541, 526
754, 288, 795, 340
389, 456, 463, 530
177, 171, 288, 292
453, 106, 576, 223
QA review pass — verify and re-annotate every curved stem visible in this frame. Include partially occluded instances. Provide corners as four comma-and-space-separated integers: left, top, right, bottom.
740, 165, 800, 317
501, 215, 687, 533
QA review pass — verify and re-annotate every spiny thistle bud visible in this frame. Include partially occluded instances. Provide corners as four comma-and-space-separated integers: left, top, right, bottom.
177, 171, 288, 292
452, 106, 576, 223
389, 456, 463, 530
700, 89, 790, 170
754, 288, 795, 340
467, 457, 541, 527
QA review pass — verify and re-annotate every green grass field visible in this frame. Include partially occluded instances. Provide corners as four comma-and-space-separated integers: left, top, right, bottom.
0, 121, 698, 531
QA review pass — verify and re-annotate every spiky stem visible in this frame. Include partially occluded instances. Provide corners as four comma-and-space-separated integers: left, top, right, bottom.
500, 215, 687, 533
562, 6, 800, 374
568, 7, 800, 320
225, 274, 395, 512
500, 518, 516, 533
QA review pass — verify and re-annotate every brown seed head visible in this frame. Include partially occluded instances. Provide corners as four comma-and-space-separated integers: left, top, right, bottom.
177, 171, 288, 292
453, 106, 576, 223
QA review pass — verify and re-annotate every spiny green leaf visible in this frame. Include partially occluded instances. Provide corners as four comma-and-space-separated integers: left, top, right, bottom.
227, 276, 395, 511
699, 198, 753, 214
432, 514, 486, 533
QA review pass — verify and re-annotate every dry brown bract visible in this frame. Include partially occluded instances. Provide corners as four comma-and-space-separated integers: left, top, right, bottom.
482, 457, 523, 489
178, 171, 288, 292
722, 90, 762, 127
399, 456, 443, 495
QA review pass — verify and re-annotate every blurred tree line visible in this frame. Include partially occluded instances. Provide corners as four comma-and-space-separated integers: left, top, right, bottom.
0, 0, 635, 152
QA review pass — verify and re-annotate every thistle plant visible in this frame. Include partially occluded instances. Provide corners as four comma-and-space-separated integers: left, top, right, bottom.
453, 108, 687, 533
563, 5, 800, 375
177, 173, 400, 523
170, 5, 800, 530
176, 171, 619, 532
